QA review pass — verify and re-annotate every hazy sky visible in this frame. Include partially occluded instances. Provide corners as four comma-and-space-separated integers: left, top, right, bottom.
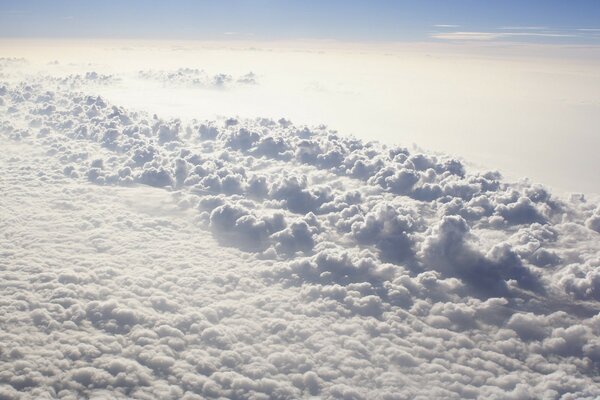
1, 0, 600, 43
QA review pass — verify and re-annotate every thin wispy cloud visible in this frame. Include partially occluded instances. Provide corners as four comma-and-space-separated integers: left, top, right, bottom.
431, 31, 500, 41
503, 32, 577, 38
222, 31, 254, 37
432, 31, 578, 41
499, 26, 547, 30
431, 24, 600, 44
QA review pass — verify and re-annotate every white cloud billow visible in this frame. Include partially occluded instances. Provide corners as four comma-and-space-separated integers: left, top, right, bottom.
1, 61, 600, 399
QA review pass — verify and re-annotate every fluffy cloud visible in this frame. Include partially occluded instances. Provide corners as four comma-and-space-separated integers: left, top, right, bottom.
1, 64, 600, 400
586, 206, 600, 233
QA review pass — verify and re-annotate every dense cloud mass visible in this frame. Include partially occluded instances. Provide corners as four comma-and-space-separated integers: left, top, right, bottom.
1, 63, 600, 399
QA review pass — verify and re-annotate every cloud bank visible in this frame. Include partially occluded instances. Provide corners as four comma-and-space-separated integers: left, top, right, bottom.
138, 68, 258, 89
1, 63, 600, 399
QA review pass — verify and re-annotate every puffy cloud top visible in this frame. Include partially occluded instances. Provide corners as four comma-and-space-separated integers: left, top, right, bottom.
1, 66, 600, 399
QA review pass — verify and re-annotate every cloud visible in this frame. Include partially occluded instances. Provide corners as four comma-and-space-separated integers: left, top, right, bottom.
432, 31, 577, 41
420, 216, 542, 297
499, 26, 548, 30
1, 62, 600, 399
585, 207, 600, 233
33, 71, 120, 89
138, 68, 258, 88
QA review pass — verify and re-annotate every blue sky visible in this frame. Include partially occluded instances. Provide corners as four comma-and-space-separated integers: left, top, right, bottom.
1, 0, 600, 43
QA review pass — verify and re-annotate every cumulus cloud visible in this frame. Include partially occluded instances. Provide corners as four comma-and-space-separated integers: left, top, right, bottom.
420, 215, 542, 297
138, 68, 258, 89
26, 71, 120, 90
585, 206, 600, 233
1, 63, 600, 399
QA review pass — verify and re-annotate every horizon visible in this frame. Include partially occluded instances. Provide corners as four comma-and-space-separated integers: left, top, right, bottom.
2, 36, 599, 196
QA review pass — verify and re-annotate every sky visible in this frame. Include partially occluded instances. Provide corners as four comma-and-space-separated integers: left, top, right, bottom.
1, 0, 600, 43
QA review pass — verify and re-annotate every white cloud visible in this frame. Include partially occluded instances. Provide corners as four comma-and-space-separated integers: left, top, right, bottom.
1, 59, 600, 399
499, 26, 548, 30
432, 31, 578, 41
138, 68, 258, 88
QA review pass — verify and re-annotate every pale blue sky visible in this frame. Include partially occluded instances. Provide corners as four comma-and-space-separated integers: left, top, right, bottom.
1, 0, 600, 43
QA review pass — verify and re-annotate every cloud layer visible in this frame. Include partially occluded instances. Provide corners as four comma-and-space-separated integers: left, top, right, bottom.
138, 68, 258, 89
1, 64, 600, 399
